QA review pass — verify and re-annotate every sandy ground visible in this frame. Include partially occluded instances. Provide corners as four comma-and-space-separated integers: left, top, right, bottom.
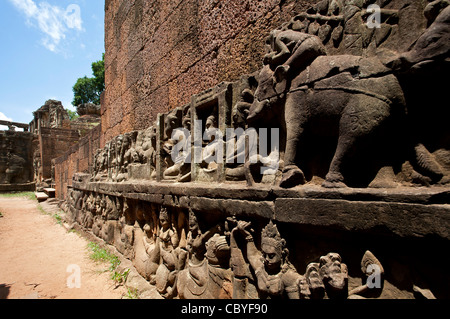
0, 196, 127, 299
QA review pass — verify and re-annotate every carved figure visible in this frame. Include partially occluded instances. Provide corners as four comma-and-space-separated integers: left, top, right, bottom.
305, 262, 325, 299
162, 110, 182, 180
115, 133, 136, 182
249, 3, 450, 189
154, 207, 181, 298
249, 29, 406, 188
177, 210, 227, 299
200, 114, 220, 173
319, 252, 348, 299
135, 126, 158, 178
232, 220, 307, 299
133, 204, 160, 281
226, 88, 258, 182
163, 106, 191, 182
349, 250, 384, 299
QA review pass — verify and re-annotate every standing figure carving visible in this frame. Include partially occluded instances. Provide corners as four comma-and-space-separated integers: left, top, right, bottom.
177, 210, 230, 299
232, 220, 308, 299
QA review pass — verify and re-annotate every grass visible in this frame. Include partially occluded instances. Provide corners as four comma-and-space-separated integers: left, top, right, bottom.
87, 242, 121, 272
0, 192, 36, 200
37, 204, 63, 225
111, 268, 130, 286
86, 242, 137, 298
125, 288, 139, 299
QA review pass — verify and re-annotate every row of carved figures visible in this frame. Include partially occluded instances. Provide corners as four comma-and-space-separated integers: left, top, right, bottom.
65, 189, 388, 299
91, 1, 450, 189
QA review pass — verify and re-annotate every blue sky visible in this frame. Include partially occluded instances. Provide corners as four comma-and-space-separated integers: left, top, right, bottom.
0, 0, 105, 126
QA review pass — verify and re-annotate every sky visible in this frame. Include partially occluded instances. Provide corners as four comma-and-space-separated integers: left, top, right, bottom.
0, 0, 105, 126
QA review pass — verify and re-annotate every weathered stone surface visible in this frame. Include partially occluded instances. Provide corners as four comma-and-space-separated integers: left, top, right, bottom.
275, 198, 450, 239
0, 130, 34, 187
55, 0, 450, 300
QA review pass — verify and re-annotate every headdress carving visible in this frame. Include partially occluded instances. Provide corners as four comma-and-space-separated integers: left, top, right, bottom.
261, 221, 286, 250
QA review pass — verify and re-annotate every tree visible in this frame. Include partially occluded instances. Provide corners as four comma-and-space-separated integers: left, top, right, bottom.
72, 53, 105, 106
67, 109, 79, 121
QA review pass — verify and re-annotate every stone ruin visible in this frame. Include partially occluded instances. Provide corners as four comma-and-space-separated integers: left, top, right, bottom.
0, 121, 34, 192
70, 103, 101, 137
60, 0, 450, 299
26, 99, 101, 192
29, 99, 71, 133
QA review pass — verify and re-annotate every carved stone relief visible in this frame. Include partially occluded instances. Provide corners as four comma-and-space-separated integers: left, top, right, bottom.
89, 1, 449, 190
65, 191, 399, 299
63, 0, 449, 300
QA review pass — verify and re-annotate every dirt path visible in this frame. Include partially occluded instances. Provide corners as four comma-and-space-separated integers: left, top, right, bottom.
0, 196, 127, 299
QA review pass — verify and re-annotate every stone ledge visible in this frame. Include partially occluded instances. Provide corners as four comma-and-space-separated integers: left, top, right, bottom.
275, 198, 450, 240
70, 181, 450, 240
0, 183, 36, 192
73, 180, 450, 205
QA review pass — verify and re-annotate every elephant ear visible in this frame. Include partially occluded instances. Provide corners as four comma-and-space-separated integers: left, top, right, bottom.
273, 65, 289, 95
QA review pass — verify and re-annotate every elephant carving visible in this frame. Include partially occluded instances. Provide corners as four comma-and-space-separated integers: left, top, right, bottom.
248, 4, 450, 188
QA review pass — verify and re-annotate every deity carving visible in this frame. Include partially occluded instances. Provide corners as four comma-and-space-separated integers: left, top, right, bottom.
231, 220, 307, 299
177, 210, 230, 299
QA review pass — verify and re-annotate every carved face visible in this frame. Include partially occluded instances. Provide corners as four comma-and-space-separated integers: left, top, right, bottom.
306, 263, 323, 288
205, 115, 217, 130
143, 223, 153, 239
159, 208, 170, 229
319, 253, 348, 292
182, 116, 191, 130
262, 243, 282, 273
188, 211, 199, 234
165, 114, 179, 139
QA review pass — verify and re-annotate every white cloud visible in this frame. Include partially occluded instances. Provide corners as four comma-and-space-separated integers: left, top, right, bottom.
0, 112, 13, 122
0, 112, 14, 131
9, 0, 83, 53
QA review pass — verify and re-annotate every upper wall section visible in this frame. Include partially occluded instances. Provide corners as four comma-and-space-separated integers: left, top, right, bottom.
100, 0, 450, 190
103, 0, 324, 144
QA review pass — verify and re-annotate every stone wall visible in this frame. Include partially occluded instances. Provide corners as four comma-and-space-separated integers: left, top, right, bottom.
0, 129, 35, 191
102, 0, 322, 145
54, 125, 101, 199
65, 176, 450, 299
38, 127, 80, 182
59, 0, 450, 299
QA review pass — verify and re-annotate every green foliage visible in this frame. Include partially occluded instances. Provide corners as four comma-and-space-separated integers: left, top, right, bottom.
87, 242, 121, 272
111, 268, 130, 286
0, 192, 36, 200
67, 109, 79, 121
37, 204, 64, 225
72, 76, 101, 106
91, 53, 105, 93
72, 53, 105, 106
125, 288, 140, 299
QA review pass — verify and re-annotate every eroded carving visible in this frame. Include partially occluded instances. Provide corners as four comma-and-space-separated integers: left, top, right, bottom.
60, 0, 450, 301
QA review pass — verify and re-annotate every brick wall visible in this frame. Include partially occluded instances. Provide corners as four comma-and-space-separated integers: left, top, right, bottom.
102, 0, 320, 146
54, 125, 101, 199
38, 127, 80, 181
